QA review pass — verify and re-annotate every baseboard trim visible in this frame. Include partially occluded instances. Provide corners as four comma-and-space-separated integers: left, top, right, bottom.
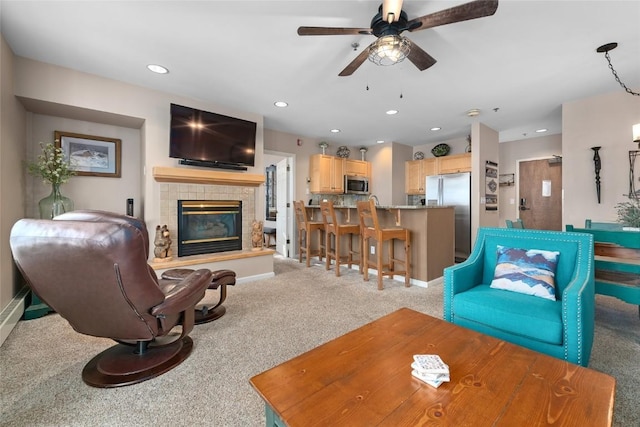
0, 286, 29, 347
237, 272, 275, 284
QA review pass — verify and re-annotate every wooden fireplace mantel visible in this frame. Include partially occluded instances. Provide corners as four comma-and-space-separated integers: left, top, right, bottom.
152, 166, 265, 186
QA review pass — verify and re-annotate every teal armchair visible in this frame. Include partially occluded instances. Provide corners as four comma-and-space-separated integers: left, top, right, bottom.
443, 227, 595, 367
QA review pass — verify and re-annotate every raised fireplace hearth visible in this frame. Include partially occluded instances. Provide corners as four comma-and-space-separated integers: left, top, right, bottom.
177, 200, 242, 257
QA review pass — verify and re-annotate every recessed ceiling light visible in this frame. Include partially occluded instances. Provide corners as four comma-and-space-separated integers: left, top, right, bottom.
386, 110, 398, 115
376, 140, 385, 144
535, 128, 548, 133
274, 101, 288, 108
147, 64, 169, 74
430, 127, 441, 131
330, 129, 340, 133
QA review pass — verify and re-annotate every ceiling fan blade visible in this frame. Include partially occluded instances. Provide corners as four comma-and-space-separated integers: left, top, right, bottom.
408, 0, 498, 32
338, 45, 373, 77
298, 27, 372, 36
405, 39, 437, 71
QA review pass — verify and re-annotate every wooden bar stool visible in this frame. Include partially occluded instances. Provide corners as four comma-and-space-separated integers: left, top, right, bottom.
357, 199, 411, 290
293, 200, 324, 267
319, 200, 361, 277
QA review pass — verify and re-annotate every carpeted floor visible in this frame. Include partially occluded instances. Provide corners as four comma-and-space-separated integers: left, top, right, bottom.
1, 256, 638, 426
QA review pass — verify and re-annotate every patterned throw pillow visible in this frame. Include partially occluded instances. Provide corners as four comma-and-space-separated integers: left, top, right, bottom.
490, 245, 560, 300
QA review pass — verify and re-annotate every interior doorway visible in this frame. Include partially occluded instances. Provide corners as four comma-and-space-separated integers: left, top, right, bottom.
264, 151, 295, 257
275, 158, 291, 256
517, 158, 563, 230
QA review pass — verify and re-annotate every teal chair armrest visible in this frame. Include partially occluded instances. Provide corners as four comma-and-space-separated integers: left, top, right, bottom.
560, 248, 595, 366
443, 249, 484, 322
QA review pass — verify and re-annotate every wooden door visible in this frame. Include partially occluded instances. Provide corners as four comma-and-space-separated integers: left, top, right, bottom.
518, 159, 562, 230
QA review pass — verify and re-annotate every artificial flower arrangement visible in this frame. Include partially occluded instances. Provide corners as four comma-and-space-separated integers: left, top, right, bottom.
27, 142, 76, 184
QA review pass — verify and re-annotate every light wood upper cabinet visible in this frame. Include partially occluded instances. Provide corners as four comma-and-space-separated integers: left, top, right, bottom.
309, 154, 344, 194
405, 153, 470, 194
405, 159, 435, 195
437, 153, 471, 174
344, 159, 371, 178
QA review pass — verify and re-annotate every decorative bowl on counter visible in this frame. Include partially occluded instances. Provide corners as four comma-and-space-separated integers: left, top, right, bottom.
431, 143, 450, 157
336, 146, 350, 158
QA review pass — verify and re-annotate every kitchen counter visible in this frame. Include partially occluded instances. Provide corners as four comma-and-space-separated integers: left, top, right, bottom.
309, 204, 450, 209
305, 204, 455, 283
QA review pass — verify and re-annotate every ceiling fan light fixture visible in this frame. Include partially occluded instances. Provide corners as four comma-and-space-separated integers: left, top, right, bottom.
368, 35, 410, 66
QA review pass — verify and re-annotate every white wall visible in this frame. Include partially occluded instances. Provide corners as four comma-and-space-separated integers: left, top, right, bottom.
368, 143, 393, 205
563, 91, 640, 226
412, 135, 469, 158
12, 56, 264, 247
471, 122, 500, 244
263, 128, 322, 203
26, 114, 142, 218
0, 35, 27, 316
391, 142, 413, 206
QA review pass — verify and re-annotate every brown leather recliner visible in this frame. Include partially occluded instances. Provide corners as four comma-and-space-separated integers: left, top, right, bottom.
9, 213, 213, 388
54, 210, 237, 324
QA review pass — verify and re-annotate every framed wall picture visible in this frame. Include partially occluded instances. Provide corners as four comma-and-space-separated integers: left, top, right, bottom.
54, 131, 121, 178
485, 160, 498, 211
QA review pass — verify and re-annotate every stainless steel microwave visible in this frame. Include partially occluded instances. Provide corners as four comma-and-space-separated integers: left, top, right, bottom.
344, 175, 369, 194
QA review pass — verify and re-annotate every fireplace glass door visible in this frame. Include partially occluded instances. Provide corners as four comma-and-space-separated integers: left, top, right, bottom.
177, 200, 242, 256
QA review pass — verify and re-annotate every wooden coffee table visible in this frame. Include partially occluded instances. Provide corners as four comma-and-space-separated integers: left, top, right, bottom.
250, 308, 615, 426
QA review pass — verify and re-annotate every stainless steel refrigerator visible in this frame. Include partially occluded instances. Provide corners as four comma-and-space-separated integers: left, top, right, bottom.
425, 172, 471, 261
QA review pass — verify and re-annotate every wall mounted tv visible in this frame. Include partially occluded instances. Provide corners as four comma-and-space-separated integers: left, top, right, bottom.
169, 103, 257, 170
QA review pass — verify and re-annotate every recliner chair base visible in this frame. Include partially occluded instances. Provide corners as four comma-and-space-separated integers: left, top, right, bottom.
82, 336, 193, 388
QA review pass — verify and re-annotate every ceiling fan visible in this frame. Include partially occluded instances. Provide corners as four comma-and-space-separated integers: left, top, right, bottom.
297, 0, 499, 76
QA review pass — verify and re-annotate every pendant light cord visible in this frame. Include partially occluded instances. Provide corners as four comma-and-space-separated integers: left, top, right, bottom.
604, 50, 640, 96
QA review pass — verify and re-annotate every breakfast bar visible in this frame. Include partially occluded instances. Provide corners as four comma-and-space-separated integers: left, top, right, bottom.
307, 204, 455, 283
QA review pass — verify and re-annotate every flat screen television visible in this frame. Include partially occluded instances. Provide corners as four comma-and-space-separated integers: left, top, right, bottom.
169, 103, 257, 170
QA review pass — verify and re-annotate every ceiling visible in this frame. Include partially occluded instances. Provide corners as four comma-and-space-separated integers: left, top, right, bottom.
2, 1, 639, 147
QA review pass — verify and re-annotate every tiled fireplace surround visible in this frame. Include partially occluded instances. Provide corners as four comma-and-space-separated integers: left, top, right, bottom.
150, 167, 272, 282
159, 182, 255, 252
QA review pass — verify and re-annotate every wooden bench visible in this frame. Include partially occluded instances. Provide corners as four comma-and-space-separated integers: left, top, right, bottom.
566, 225, 640, 317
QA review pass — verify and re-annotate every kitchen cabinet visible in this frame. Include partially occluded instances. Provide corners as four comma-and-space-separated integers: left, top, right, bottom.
344, 159, 371, 179
405, 159, 436, 195
309, 154, 344, 194
405, 153, 471, 194
437, 153, 471, 174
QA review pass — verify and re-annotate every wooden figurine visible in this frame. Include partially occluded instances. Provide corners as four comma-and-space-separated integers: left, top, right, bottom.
251, 219, 264, 251
153, 224, 173, 261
